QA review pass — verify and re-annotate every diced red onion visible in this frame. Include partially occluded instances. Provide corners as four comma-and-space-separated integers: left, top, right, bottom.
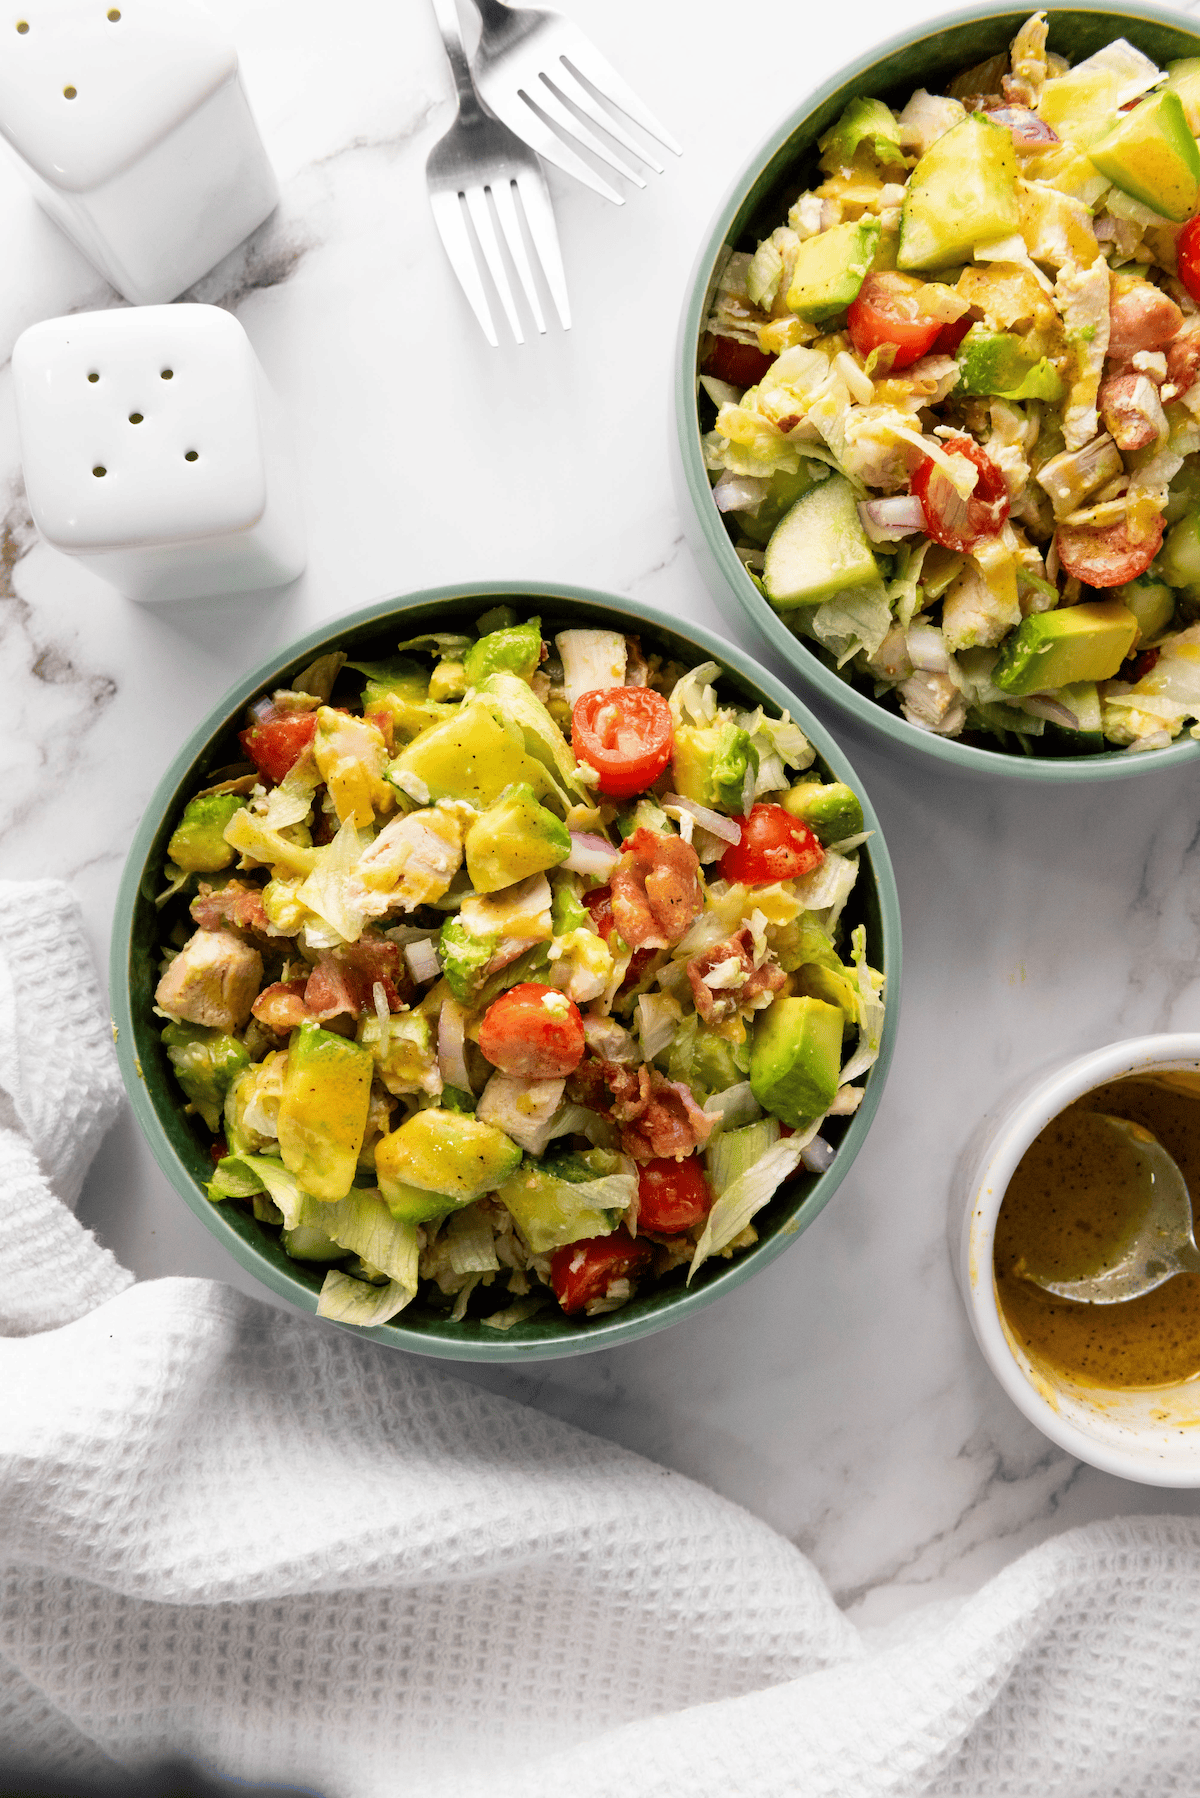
1020, 695, 1080, 731
906, 623, 950, 674
662, 793, 741, 844
249, 696, 275, 723
564, 832, 620, 876
713, 471, 770, 514
438, 999, 472, 1092
984, 105, 1059, 147
404, 937, 440, 984
859, 496, 926, 543
801, 1135, 836, 1173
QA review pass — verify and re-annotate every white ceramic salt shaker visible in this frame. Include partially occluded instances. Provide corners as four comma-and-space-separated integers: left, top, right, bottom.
0, 0, 278, 304
13, 303, 307, 604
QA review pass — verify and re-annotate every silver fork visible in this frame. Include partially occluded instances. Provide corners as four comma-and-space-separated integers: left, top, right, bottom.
468, 0, 682, 206
426, 0, 570, 344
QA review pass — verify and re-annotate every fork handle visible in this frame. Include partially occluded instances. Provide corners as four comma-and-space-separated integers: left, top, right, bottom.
430, 0, 479, 110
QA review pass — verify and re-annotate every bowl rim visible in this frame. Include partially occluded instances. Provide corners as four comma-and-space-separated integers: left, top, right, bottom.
672, 0, 1200, 782
110, 578, 902, 1362
960, 1031, 1200, 1485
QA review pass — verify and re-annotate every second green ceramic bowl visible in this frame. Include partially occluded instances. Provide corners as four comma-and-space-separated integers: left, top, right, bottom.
110, 582, 900, 1361
673, 0, 1200, 781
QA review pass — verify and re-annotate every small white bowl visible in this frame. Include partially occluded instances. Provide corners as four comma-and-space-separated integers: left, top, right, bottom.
957, 1035, 1200, 1487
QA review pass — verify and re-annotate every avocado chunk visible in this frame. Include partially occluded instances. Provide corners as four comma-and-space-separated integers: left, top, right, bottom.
389, 694, 553, 808
277, 1018, 374, 1202
898, 114, 1018, 272
781, 779, 864, 844
793, 963, 857, 1026
464, 782, 571, 894
167, 793, 247, 874
992, 600, 1139, 696
1089, 91, 1200, 223
732, 465, 822, 547
1115, 577, 1175, 644
375, 1109, 523, 1223
763, 474, 881, 609
750, 995, 844, 1128
818, 96, 902, 168
1165, 56, 1200, 134
496, 1149, 632, 1253
162, 1021, 250, 1131
955, 326, 1064, 402
785, 218, 880, 322
1047, 679, 1104, 749
463, 616, 542, 687
1159, 509, 1200, 592
355, 656, 454, 744
428, 660, 467, 701
671, 721, 759, 811
1037, 66, 1118, 152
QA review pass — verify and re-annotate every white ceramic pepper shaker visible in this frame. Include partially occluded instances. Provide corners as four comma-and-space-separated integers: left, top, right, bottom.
0, 0, 278, 304
13, 304, 307, 604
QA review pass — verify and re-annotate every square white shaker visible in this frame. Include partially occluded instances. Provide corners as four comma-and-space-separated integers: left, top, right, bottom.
13, 304, 307, 603
0, 0, 278, 304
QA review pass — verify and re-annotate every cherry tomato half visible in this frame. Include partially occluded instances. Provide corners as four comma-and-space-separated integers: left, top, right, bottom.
847, 272, 943, 372
719, 804, 825, 885
239, 711, 319, 785
702, 333, 776, 387
572, 687, 674, 799
1055, 516, 1164, 588
478, 982, 585, 1080
550, 1228, 654, 1316
1176, 216, 1200, 306
637, 1156, 713, 1234
911, 436, 1009, 553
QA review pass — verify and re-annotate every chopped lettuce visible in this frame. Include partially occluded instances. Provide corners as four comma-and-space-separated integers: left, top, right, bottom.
691, 1126, 821, 1281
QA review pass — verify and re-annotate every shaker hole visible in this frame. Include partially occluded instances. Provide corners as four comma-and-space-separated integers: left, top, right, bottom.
87, 372, 99, 383
16, 20, 29, 33
92, 466, 106, 478
160, 368, 173, 380
107, 7, 120, 17
184, 450, 198, 462
63, 85, 76, 98
128, 412, 143, 424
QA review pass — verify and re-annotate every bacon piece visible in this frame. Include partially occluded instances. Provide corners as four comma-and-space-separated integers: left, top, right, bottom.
1098, 371, 1166, 453
304, 955, 368, 1021
252, 979, 313, 1033
621, 1072, 715, 1163
688, 927, 786, 1023
1166, 323, 1200, 395
341, 936, 414, 1010
566, 1057, 651, 1120
611, 828, 702, 950
190, 880, 273, 937
1108, 283, 1183, 363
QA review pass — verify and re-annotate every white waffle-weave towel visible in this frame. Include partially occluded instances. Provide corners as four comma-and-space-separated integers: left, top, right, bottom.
1, 881, 1199, 1797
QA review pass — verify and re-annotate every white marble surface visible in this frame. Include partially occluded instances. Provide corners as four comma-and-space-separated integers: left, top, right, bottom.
4, 0, 1200, 1630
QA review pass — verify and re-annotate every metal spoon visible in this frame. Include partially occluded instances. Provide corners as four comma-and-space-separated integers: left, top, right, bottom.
1020, 1113, 1200, 1304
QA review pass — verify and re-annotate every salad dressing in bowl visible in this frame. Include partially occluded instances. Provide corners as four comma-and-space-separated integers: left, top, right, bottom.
995, 1073, 1200, 1387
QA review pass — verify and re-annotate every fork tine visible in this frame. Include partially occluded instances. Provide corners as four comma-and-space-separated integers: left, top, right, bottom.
463, 184, 524, 344
486, 89, 625, 205
491, 177, 546, 335
527, 75, 647, 187
561, 41, 683, 157
429, 189, 498, 347
546, 60, 665, 175
514, 165, 570, 330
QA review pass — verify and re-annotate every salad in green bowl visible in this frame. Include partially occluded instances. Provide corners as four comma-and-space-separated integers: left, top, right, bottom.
700, 9, 1200, 756
147, 604, 887, 1335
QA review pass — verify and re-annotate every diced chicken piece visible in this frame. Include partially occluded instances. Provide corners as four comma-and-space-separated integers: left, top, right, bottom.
477, 1072, 566, 1156
788, 192, 838, 239
1166, 322, 1200, 398
1108, 278, 1183, 363
1055, 260, 1111, 450
611, 829, 702, 951
986, 399, 1037, 503
1017, 180, 1097, 270
1100, 372, 1168, 454
555, 630, 627, 710
545, 929, 613, 1005
942, 542, 1021, 653
581, 1016, 640, 1064
1002, 10, 1049, 105
865, 624, 914, 682
1093, 211, 1143, 262
155, 929, 263, 1032
460, 873, 554, 971
897, 90, 965, 157
312, 706, 394, 828
898, 672, 967, 737
1036, 433, 1123, 520
352, 803, 467, 913
1130, 350, 1167, 382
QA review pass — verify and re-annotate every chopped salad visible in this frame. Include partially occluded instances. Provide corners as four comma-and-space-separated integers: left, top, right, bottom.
151, 608, 885, 1330
702, 12, 1200, 755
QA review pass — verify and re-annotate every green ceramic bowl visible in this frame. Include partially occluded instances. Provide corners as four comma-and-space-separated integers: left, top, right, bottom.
673, 0, 1200, 780
110, 582, 900, 1361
